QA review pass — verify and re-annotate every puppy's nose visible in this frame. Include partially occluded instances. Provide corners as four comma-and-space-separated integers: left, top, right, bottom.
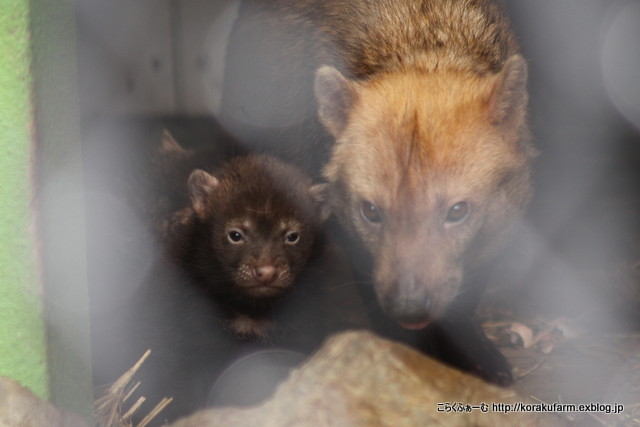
253, 265, 277, 283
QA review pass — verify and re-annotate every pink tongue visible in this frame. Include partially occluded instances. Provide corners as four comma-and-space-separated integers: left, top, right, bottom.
398, 320, 431, 330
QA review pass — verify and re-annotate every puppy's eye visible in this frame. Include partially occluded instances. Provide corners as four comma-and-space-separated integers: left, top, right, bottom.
227, 229, 245, 244
360, 200, 382, 224
284, 231, 300, 244
445, 202, 470, 224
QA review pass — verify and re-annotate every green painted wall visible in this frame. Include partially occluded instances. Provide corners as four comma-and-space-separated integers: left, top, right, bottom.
0, 0, 49, 400
0, 0, 93, 421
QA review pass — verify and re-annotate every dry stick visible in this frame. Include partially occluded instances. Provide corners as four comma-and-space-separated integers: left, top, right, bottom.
95, 389, 124, 427
481, 320, 516, 329
137, 397, 174, 427
513, 354, 548, 379
121, 396, 146, 423
116, 350, 152, 391
123, 381, 142, 404
95, 350, 175, 427
101, 401, 119, 427
95, 350, 152, 427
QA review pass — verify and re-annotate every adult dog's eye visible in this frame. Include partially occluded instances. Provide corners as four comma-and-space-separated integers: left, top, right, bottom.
227, 229, 245, 244
284, 231, 300, 244
445, 202, 470, 224
360, 200, 382, 224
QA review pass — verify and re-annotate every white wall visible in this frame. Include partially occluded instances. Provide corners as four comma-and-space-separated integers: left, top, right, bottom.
76, 0, 239, 116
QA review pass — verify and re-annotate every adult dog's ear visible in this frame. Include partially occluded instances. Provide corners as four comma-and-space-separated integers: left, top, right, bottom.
308, 183, 332, 223
315, 66, 359, 138
488, 54, 528, 137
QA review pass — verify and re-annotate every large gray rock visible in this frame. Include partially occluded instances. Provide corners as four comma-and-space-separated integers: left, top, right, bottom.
172, 331, 563, 426
0, 377, 86, 427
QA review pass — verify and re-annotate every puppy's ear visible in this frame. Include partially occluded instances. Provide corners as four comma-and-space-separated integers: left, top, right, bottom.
308, 183, 332, 223
314, 66, 358, 138
188, 169, 219, 219
159, 129, 187, 155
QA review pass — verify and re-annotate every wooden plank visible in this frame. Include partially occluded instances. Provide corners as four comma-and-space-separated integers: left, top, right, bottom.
176, 0, 240, 115
29, 0, 94, 421
76, 0, 176, 116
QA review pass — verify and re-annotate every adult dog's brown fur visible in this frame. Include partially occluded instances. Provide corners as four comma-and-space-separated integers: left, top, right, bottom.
222, 0, 536, 384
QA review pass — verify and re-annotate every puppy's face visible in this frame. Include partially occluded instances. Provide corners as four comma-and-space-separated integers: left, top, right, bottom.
188, 157, 329, 299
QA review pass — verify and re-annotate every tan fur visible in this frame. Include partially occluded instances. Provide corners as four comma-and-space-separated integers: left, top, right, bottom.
223, 0, 535, 324
323, 63, 533, 319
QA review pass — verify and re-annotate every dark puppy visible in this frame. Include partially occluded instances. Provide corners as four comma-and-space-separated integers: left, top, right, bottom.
179, 154, 331, 342
94, 153, 332, 424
